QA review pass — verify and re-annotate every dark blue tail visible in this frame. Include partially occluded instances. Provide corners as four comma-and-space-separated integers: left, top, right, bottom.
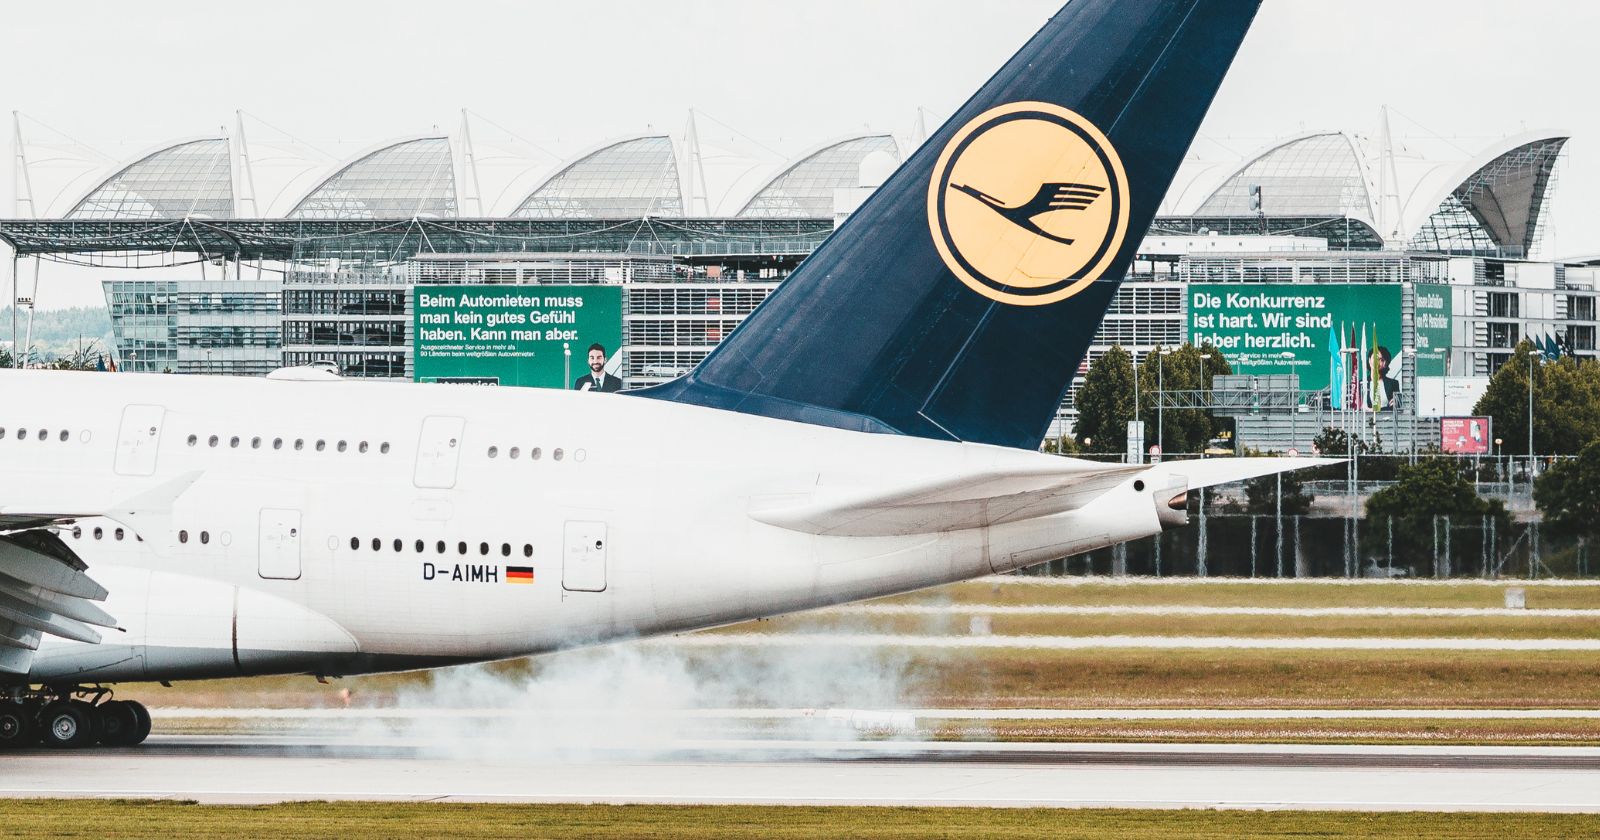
638, 0, 1262, 449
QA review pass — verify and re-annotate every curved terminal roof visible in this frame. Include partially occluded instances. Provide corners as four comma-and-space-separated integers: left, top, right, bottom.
1195, 132, 1375, 224
66, 137, 233, 219
288, 136, 456, 219
737, 134, 900, 218
1406, 133, 1567, 258
511, 135, 681, 218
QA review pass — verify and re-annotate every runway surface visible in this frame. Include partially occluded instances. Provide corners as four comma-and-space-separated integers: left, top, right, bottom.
5, 735, 1600, 811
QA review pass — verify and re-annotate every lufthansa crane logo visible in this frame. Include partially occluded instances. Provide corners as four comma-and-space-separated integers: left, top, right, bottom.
927, 101, 1130, 306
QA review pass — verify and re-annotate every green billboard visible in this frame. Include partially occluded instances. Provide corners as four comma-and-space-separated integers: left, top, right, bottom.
413, 284, 623, 389
1413, 283, 1453, 377
1187, 284, 1402, 392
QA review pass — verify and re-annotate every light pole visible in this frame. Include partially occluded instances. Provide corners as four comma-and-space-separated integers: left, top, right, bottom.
1131, 350, 1141, 464
1156, 347, 1165, 459
1527, 352, 1535, 488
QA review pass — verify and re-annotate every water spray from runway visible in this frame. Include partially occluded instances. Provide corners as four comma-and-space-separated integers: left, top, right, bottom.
357, 629, 933, 763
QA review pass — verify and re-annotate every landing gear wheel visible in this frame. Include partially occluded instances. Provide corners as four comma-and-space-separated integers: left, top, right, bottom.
39, 701, 94, 749
96, 701, 141, 746
0, 704, 34, 749
126, 700, 152, 746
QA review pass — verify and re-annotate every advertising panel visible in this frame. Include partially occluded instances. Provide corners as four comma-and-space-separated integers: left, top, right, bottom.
1414, 283, 1453, 377
1187, 283, 1403, 394
413, 285, 623, 389
1440, 416, 1492, 455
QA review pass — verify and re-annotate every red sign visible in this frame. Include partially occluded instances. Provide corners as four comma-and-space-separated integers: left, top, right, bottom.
1440, 417, 1491, 455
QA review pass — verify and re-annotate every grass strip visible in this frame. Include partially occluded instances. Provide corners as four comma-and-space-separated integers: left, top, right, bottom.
0, 800, 1594, 839
884, 581, 1600, 610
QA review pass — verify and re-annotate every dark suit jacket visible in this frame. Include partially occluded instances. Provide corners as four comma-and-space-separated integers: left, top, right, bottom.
573, 373, 621, 393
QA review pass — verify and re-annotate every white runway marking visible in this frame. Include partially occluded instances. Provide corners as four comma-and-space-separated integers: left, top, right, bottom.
660, 633, 1600, 651
6, 737, 1600, 811
824, 604, 1600, 618
149, 707, 1600, 721
980, 576, 1600, 588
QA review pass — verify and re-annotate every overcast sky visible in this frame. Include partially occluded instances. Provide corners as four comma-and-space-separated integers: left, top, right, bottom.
5, 0, 1598, 309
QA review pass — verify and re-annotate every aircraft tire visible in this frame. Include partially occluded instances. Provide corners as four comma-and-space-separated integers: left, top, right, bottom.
127, 700, 152, 745
0, 703, 34, 749
97, 700, 141, 747
39, 701, 95, 749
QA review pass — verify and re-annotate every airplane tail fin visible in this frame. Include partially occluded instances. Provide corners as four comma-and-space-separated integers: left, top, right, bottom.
639, 0, 1262, 448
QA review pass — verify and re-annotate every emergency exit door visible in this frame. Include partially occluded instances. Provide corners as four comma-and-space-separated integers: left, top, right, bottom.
258, 508, 302, 580
562, 521, 608, 592
113, 404, 166, 476
413, 416, 466, 489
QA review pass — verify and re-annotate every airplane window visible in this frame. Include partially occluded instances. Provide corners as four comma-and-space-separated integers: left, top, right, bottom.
209, 435, 219, 447
487, 446, 498, 459
509, 447, 520, 460
16, 429, 26, 440
37, 429, 48, 442
273, 438, 284, 450
370, 538, 380, 551
530, 447, 541, 460
0, 428, 6, 439
392, 538, 402, 552
381, 442, 391, 454
436, 540, 445, 554
350, 537, 359, 550
71, 526, 81, 539
93, 527, 103, 540
479, 542, 489, 556
115, 528, 124, 541
230, 436, 240, 448
500, 543, 510, 557
251, 437, 262, 449
553, 448, 564, 461
316, 440, 327, 452
360, 442, 370, 454
523, 544, 532, 558
294, 439, 305, 451
457, 541, 467, 555
338, 441, 348, 453
187, 434, 197, 446
59, 430, 70, 442
414, 540, 424, 553
179, 530, 188, 544
200, 531, 210, 545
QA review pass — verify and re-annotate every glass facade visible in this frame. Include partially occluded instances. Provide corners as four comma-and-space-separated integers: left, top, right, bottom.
511, 136, 682, 218
69, 139, 233, 219
102, 280, 281, 375
738, 135, 900, 218
1409, 137, 1567, 258
1197, 133, 1373, 223
289, 137, 457, 219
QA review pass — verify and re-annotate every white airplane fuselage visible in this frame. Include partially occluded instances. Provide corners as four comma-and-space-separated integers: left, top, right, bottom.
5, 368, 1163, 685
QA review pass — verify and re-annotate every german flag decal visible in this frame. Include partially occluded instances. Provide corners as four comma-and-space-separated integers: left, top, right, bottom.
505, 566, 534, 584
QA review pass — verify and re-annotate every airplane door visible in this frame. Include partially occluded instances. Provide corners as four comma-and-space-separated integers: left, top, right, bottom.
113, 404, 167, 477
413, 416, 466, 489
258, 508, 302, 580
562, 521, 608, 592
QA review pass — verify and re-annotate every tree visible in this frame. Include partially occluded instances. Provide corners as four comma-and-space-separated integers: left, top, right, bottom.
1367, 457, 1505, 521
1134, 342, 1233, 454
1074, 345, 1135, 454
0, 346, 9, 369
1534, 440, 1600, 540
1244, 471, 1314, 515
1474, 340, 1600, 455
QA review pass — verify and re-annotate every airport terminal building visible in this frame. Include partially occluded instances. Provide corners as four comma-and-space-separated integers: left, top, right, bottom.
3, 124, 1594, 453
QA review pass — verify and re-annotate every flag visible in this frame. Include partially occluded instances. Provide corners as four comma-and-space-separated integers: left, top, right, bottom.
504, 566, 534, 584
108, 356, 118, 373
1328, 324, 1343, 410
1356, 325, 1368, 411
1369, 324, 1386, 412
96, 354, 106, 372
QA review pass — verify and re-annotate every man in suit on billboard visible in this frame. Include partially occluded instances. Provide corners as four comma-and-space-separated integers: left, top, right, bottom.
573, 342, 621, 392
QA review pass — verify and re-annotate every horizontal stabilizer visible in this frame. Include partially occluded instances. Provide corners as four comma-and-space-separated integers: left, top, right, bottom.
752, 460, 1147, 537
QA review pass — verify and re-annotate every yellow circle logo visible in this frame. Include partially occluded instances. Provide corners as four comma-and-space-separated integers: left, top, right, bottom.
927, 101, 1130, 306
